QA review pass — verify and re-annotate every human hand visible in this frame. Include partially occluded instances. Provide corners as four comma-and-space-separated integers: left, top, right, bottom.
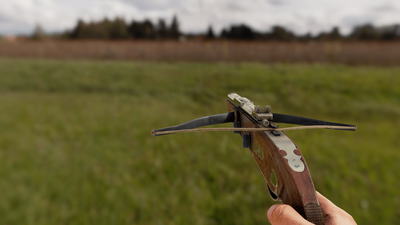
267, 192, 357, 225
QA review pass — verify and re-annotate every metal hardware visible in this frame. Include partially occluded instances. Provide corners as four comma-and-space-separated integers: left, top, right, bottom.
269, 122, 281, 136
228, 93, 273, 126
242, 134, 251, 148
252, 105, 273, 121
228, 93, 255, 116
265, 131, 305, 173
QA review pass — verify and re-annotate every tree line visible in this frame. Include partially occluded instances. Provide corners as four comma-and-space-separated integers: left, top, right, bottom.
212, 24, 400, 41
67, 16, 180, 40
32, 15, 400, 41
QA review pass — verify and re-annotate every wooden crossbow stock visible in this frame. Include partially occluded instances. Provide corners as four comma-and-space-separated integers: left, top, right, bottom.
152, 93, 356, 225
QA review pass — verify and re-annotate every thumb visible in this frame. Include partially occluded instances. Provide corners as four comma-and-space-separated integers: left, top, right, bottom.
267, 204, 314, 225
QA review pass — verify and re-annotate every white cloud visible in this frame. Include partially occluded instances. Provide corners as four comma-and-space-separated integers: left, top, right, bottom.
0, 0, 400, 35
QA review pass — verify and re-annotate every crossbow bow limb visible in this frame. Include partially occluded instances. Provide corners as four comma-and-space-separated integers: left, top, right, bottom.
152, 93, 356, 225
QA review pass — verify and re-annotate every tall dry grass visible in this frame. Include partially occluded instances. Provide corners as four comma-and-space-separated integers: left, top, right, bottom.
1, 40, 400, 65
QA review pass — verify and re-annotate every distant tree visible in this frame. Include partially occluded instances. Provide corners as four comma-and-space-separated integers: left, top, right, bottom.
128, 21, 140, 38
169, 15, 180, 39
101, 18, 111, 30
221, 24, 256, 40
379, 24, 400, 40
31, 24, 46, 40
220, 29, 228, 38
349, 24, 380, 40
269, 26, 294, 41
157, 19, 168, 39
70, 19, 107, 39
128, 20, 156, 39
70, 18, 130, 39
314, 27, 341, 41
67, 17, 400, 42
88, 20, 109, 39
328, 27, 342, 40
108, 17, 130, 39
315, 32, 327, 41
70, 20, 86, 39
296, 32, 312, 42
143, 20, 156, 39
206, 25, 215, 39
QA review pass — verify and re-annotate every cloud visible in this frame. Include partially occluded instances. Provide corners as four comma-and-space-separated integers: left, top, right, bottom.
371, 3, 398, 12
0, 12, 32, 34
120, 0, 183, 10
0, 13, 10, 22
0, 0, 400, 35
268, 0, 286, 6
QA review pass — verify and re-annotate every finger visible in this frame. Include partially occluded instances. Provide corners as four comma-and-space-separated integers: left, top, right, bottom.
316, 192, 357, 225
267, 204, 314, 225
316, 191, 339, 212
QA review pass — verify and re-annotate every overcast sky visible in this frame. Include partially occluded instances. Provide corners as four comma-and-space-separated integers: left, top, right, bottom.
1, 0, 400, 36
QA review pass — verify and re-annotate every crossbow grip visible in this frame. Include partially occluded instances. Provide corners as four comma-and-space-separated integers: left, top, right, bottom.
226, 100, 325, 225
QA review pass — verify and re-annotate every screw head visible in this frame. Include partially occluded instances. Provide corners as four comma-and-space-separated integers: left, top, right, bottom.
262, 119, 270, 127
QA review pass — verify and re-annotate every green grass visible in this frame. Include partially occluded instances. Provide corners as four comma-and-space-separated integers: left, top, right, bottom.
0, 58, 399, 224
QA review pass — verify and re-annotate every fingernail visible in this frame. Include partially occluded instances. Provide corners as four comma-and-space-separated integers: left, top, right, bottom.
267, 205, 278, 219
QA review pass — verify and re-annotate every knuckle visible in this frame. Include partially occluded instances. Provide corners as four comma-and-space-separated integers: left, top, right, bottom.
270, 205, 291, 224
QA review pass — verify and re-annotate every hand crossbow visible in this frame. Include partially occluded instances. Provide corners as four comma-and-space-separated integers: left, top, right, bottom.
152, 93, 356, 225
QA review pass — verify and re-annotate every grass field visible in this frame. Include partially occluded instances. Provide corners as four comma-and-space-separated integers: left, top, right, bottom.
0, 58, 399, 224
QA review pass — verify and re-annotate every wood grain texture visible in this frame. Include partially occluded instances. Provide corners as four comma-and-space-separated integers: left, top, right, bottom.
226, 99, 324, 225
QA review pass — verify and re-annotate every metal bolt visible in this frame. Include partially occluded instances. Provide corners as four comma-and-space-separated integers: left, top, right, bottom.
262, 119, 270, 127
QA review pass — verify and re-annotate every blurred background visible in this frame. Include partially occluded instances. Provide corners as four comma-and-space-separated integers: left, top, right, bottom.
0, 0, 400, 224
